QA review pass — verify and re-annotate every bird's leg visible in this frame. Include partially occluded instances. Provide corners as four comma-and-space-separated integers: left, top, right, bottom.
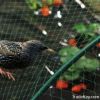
0, 67, 15, 81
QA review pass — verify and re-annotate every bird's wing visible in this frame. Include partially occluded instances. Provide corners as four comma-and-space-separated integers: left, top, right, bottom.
0, 40, 23, 56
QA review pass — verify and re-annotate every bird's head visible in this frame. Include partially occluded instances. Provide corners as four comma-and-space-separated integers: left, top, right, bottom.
24, 40, 55, 53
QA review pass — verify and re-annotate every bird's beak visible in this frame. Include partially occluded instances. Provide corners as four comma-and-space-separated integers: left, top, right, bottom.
43, 48, 56, 54
47, 48, 55, 53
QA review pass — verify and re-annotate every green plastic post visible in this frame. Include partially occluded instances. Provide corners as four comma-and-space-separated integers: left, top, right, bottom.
31, 36, 100, 100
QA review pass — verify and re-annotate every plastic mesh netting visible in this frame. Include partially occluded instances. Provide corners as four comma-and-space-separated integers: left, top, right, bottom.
0, 0, 100, 100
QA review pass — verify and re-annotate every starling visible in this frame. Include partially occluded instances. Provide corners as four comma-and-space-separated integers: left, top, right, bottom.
0, 40, 51, 81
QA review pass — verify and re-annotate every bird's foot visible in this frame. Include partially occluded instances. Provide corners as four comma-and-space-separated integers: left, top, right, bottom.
0, 68, 15, 81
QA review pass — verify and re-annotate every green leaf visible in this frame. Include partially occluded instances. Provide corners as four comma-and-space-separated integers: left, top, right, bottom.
59, 48, 68, 57
37, 0, 43, 7
63, 70, 80, 81
60, 57, 99, 81
74, 57, 99, 71
59, 46, 80, 57
88, 23, 100, 33
84, 58, 100, 71
67, 64, 77, 72
66, 56, 86, 72
32, 2, 37, 9
59, 47, 80, 64
60, 57, 68, 64
85, 32, 95, 37
47, 0, 53, 5
73, 23, 87, 33
26, 0, 37, 10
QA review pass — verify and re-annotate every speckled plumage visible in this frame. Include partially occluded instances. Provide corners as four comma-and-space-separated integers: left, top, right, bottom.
0, 40, 48, 69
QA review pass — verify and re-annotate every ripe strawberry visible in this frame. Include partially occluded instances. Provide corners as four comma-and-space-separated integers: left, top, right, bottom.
56, 80, 68, 89
71, 83, 87, 93
53, 0, 63, 6
68, 38, 77, 47
41, 6, 50, 17
71, 85, 81, 93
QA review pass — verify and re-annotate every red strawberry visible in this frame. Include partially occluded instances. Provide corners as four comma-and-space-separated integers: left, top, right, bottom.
71, 85, 81, 93
71, 83, 87, 93
56, 80, 68, 89
68, 38, 77, 47
53, 0, 63, 6
41, 6, 50, 17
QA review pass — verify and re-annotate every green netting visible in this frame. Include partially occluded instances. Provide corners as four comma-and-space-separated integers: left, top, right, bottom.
0, 0, 99, 100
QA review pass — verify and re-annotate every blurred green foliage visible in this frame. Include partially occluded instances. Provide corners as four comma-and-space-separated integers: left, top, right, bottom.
58, 22, 100, 81
26, 0, 53, 10
58, 46, 100, 81
73, 23, 100, 37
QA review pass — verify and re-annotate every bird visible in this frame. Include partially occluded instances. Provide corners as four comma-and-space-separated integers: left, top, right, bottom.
0, 40, 53, 81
